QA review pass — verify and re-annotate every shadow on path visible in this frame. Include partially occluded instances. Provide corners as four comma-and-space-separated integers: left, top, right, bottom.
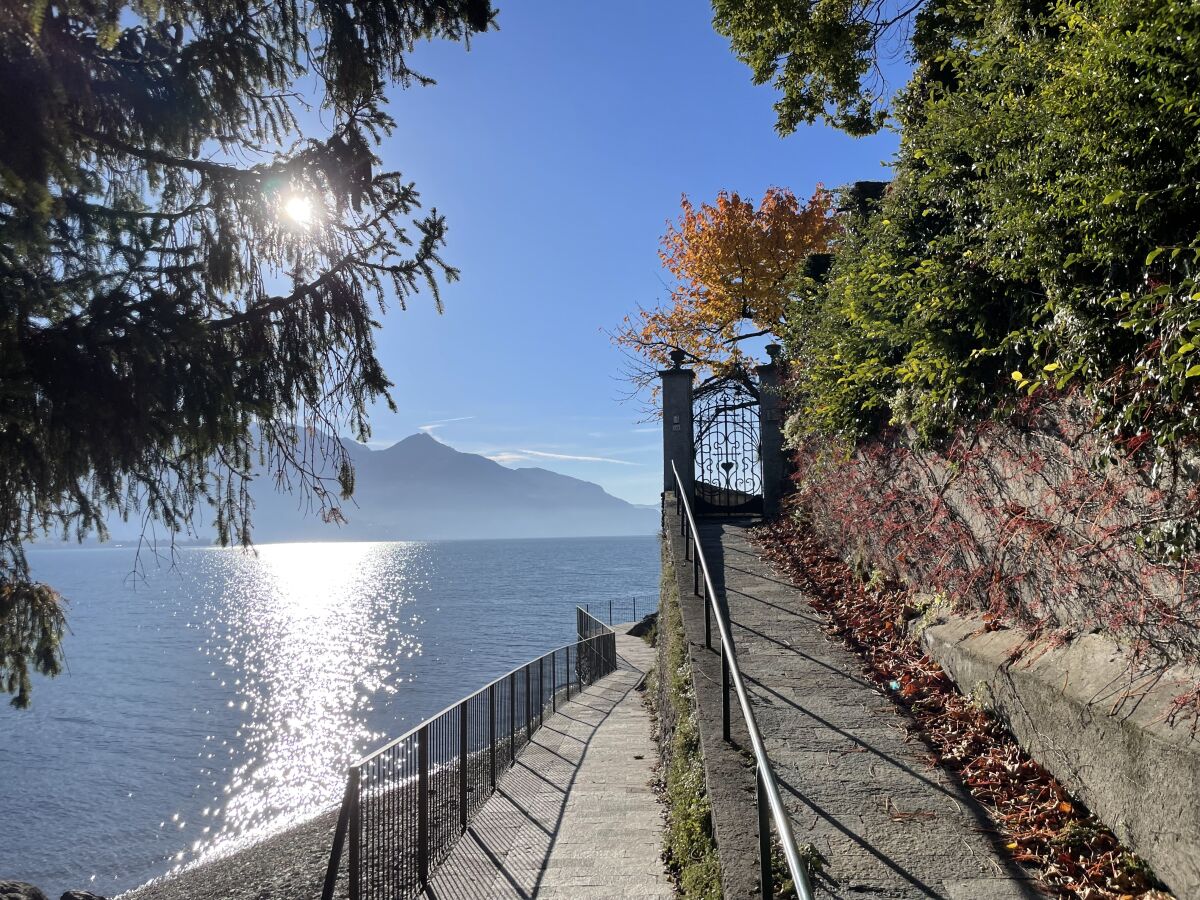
692, 517, 1039, 899
422, 638, 671, 900
423, 673, 634, 900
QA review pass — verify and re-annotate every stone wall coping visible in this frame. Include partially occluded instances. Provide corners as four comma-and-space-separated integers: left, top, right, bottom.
917, 611, 1200, 897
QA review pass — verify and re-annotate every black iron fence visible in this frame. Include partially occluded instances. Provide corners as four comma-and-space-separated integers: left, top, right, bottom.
322, 609, 617, 900
581, 596, 653, 627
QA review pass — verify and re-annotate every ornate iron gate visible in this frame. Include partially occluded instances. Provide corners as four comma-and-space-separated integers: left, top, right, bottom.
693, 374, 762, 514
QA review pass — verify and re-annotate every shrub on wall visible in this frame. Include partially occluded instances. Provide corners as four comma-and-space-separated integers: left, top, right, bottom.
769, 0, 1200, 678
785, 0, 1200, 468
652, 540, 721, 899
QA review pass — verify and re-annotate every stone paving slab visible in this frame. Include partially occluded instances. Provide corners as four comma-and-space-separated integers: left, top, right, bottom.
424, 629, 672, 900
696, 517, 1038, 899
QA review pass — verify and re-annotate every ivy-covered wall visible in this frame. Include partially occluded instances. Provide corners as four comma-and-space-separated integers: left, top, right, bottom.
788, 393, 1200, 675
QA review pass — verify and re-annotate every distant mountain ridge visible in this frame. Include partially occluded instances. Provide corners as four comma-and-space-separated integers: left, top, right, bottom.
96, 433, 658, 543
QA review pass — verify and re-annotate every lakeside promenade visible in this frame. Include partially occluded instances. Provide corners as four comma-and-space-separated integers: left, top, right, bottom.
125, 628, 669, 900
425, 629, 671, 899
125, 513, 1040, 900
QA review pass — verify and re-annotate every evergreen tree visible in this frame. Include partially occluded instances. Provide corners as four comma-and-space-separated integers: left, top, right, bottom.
710, 0, 955, 136
0, 0, 493, 706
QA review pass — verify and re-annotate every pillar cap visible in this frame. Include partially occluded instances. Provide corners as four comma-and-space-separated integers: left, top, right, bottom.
659, 349, 695, 378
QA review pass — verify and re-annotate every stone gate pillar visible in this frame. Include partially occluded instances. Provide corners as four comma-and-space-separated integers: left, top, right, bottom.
660, 350, 695, 502
756, 344, 786, 518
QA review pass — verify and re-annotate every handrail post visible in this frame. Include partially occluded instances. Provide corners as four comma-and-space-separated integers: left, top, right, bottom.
565, 644, 571, 701
418, 724, 429, 888
489, 683, 496, 792
525, 663, 532, 737
722, 646, 731, 743
539, 655, 545, 727
551, 648, 557, 712
322, 770, 355, 900
459, 702, 468, 834
758, 767, 773, 900
705, 592, 712, 650
348, 768, 362, 900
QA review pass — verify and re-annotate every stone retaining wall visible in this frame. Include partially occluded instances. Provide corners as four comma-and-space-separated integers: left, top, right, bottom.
913, 611, 1200, 898
789, 395, 1200, 671
786, 397, 1200, 896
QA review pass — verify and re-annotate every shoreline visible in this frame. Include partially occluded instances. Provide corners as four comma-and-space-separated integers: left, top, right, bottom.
121, 807, 344, 900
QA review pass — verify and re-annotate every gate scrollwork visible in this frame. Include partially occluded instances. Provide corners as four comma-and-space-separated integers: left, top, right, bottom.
693, 375, 763, 514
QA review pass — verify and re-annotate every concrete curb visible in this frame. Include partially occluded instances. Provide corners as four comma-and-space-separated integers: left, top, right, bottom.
917, 613, 1200, 898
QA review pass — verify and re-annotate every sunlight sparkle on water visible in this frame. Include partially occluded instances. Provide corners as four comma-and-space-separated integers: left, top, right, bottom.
172, 541, 427, 872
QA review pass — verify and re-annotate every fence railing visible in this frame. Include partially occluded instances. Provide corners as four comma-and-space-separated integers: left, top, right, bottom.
322, 609, 618, 900
670, 458, 815, 900
581, 597, 652, 627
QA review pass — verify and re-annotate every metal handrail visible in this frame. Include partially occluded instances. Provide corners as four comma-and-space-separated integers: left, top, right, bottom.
670, 458, 815, 900
322, 609, 618, 900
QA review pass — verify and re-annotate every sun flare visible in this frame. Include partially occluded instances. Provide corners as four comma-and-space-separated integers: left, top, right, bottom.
282, 194, 315, 226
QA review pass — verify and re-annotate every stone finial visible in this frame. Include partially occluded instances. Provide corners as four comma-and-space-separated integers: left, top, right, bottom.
668, 348, 687, 369
765, 343, 782, 364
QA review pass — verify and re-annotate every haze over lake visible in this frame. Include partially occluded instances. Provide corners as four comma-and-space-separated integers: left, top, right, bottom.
0, 536, 658, 897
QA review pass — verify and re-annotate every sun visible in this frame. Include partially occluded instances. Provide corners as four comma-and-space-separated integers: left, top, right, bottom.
282, 194, 315, 226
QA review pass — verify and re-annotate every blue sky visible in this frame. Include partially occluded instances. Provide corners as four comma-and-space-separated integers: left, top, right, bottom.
360, 1, 901, 504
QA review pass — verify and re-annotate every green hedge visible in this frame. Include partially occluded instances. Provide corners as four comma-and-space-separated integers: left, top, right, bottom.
785, 0, 1200, 460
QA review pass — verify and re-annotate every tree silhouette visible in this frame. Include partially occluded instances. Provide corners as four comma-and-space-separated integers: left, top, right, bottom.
0, 0, 493, 706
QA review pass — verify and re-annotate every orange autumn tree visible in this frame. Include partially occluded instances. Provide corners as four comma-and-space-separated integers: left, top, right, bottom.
614, 187, 836, 395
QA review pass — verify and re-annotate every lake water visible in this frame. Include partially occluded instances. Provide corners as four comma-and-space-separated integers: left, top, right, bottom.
0, 536, 659, 897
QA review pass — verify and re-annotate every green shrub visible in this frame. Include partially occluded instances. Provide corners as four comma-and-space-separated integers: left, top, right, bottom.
785, 0, 1200, 460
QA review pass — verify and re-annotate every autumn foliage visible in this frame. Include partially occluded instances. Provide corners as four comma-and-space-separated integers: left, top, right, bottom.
614, 187, 834, 387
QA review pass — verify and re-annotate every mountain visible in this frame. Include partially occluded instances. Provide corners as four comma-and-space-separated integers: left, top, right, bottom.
104, 433, 657, 543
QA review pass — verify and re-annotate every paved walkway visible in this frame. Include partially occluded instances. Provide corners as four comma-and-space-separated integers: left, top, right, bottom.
425, 629, 672, 900
674, 512, 1039, 899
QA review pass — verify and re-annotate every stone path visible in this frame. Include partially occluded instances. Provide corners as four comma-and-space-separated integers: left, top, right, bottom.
424, 628, 672, 900
678, 512, 1039, 899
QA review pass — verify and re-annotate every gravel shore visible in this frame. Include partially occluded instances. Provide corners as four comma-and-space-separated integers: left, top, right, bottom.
122, 809, 346, 900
